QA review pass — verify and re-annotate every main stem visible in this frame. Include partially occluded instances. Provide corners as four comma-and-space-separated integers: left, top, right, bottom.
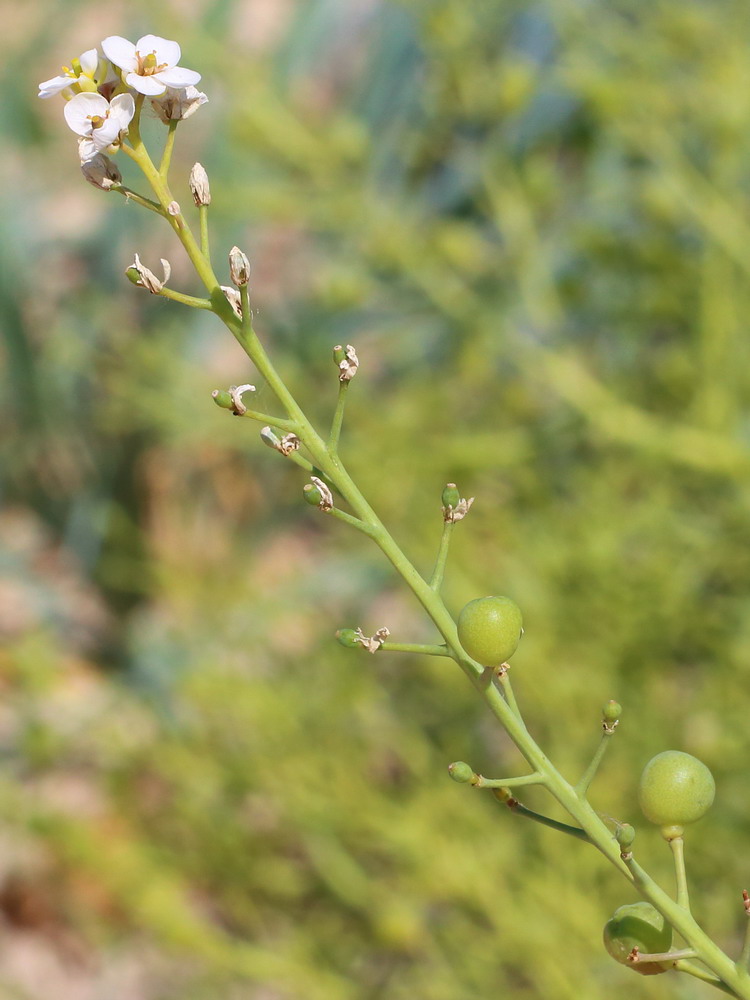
238, 328, 750, 997
127, 133, 750, 995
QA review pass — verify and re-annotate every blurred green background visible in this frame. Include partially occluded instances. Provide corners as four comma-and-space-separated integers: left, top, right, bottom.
3, 0, 750, 997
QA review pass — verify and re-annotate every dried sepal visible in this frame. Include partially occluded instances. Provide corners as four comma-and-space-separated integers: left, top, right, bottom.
228, 384, 256, 416
333, 344, 359, 382
80, 152, 122, 190
309, 476, 334, 511
353, 626, 390, 653
221, 285, 242, 318
443, 493, 474, 523
125, 253, 171, 294
151, 86, 208, 124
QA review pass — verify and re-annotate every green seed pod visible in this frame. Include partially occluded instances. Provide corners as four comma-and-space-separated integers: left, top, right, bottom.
603, 700, 622, 724
335, 628, 360, 649
456, 596, 523, 665
448, 761, 475, 784
638, 751, 715, 830
603, 902, 674, 975
442, 483, 461, 509
616, 824, 635, 849
303, 483, 323, 507
211, 389, 234, 409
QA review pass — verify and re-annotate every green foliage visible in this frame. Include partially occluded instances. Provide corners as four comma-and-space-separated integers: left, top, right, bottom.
4, 0, 750, 996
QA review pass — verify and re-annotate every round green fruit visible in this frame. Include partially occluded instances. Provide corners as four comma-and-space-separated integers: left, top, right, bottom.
638, 751, 715, 829
456, 596, 523, 665
603, 902, 674, 976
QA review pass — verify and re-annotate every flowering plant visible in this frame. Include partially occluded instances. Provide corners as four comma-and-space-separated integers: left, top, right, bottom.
39, 34, 750, 998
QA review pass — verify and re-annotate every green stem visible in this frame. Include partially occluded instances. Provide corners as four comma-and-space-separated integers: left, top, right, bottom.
670, 835, 691, 911
676, 959, 736, 995
115, 186, 165, 215
199, 204, 211, 264
473, 772, 544, 789
379, 641, 451, 657
326, 506, 377, 536
492, 789, 589, 842
123, 116, 750, 999
328, 381, 349, 454
738, 895, 750, 975
429, 520, 453, 591
158, 288, 214, 309
496, 670, 521, 717
576, 729, 614, 797
160, 119, 179, 177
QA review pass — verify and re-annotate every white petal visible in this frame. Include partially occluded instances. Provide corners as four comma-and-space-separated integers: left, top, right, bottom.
136, 34, 180, 67
38, 74, 72, 98
125, 72, 166, 96
91, 118, 122, 149
108, 93, 135, 127
78, 137, 99, 163
155, 66, 201, 89
63, 92, 108, 135
102, 35, 137, 71
78, 48, 99, 75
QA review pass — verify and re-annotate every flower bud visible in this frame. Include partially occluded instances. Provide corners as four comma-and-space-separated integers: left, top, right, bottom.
616, 823, 635, 849
603, 700, 622, 723
303, 483, 324, 506
189, 162, 211, 206
335, 628, 361, 648
448, 761, 476, 784
441, 483, 461, 509
229, 246, 251, 287
80, 152, 121, 190
211, 389, 234, 409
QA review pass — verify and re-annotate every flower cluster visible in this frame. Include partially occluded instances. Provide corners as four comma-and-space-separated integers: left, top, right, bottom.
39, 34, 206, 165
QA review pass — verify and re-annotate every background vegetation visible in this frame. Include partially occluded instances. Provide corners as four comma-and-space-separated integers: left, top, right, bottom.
3, 0, 750, 996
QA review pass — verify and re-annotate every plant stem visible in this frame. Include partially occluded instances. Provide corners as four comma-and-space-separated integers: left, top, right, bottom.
576, 729, 615, 797
429, 520, 453, 591
378, 641, 451, 657
128, 122, 750, 999
670, 835, 691, 911
328, 381, 349, 454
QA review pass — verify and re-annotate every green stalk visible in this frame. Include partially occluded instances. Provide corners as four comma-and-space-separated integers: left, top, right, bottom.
124, 119, 750, 1000
429, 520, 453, 591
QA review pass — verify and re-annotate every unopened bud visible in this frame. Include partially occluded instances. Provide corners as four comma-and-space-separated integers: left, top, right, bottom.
616, 824, 636, 849
189, 162, 211, 206
441, 483, 461, 509
603, 700, 622, 730
229, 246, 251, 287
335, 628, 361, 648
303, 483, 324, 506
80, 152, 121, 190
211, 389, 234, 409
448, 761, 476, 784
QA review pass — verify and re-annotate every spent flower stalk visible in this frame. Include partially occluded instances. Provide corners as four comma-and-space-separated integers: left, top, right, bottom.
40, 35, 750, 999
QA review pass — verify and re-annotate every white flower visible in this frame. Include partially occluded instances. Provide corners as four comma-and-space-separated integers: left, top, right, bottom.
151, 85, 208, 123
38, 48, 100, 99
102, 34, 200, 96
64, 92, 135, 160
